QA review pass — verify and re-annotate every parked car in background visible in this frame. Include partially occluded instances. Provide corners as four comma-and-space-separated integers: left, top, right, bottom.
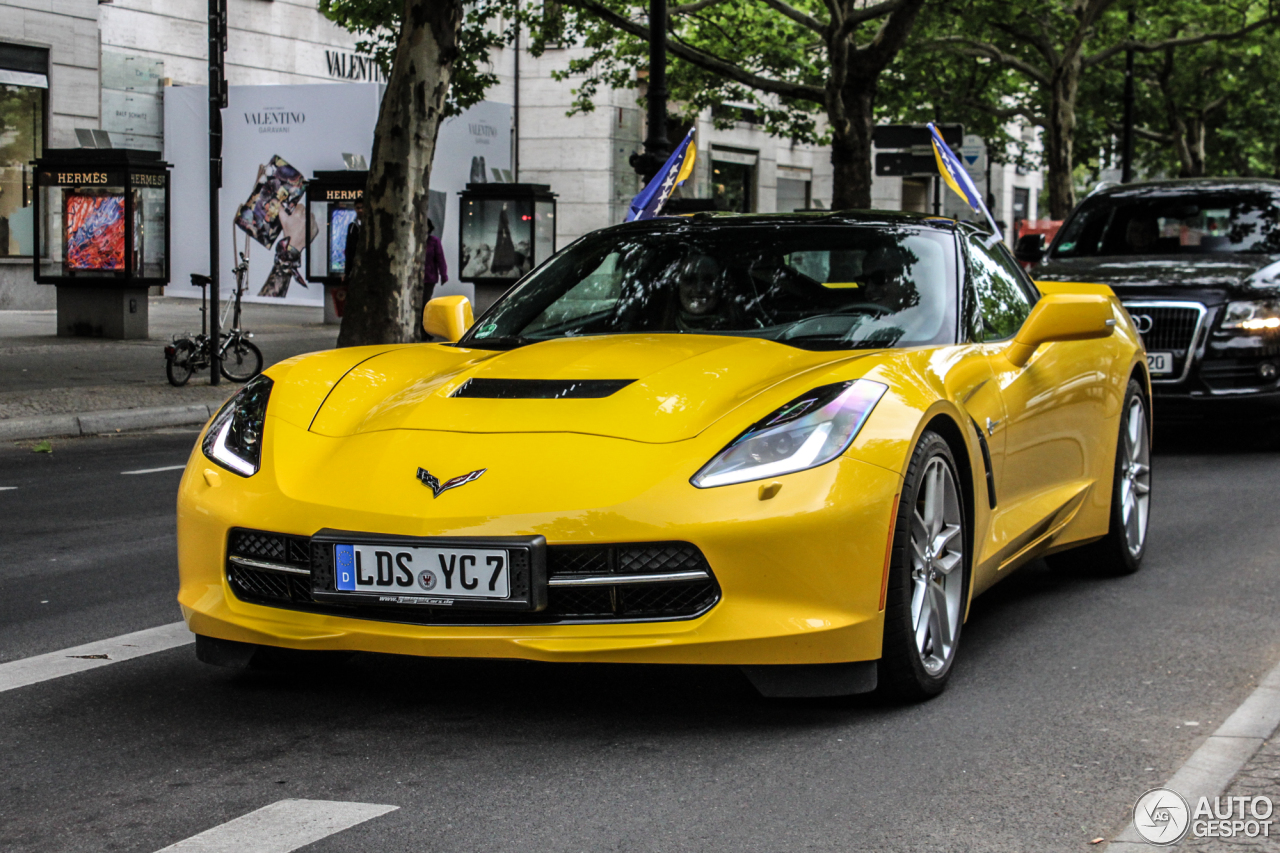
1019, 178, 1280, 415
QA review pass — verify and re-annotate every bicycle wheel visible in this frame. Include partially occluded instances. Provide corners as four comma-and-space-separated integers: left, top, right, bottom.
220, 337, 263, 382
166, 340, 197, 387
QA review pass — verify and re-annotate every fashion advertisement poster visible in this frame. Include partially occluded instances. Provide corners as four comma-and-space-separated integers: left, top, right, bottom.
63, 192, 128, 270
165, 85, 511, 307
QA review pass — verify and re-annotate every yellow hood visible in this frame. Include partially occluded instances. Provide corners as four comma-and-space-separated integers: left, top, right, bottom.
306, 334, 870, 443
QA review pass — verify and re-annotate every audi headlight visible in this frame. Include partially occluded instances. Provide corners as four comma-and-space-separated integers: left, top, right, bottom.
202, 374, 273, 477
692, 379, 887, 488
1222, 300, 1280, 332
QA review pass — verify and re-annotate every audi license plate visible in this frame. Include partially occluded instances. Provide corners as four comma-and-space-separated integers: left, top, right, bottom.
311, 531, 547, 611
1147, 351, 1174, 375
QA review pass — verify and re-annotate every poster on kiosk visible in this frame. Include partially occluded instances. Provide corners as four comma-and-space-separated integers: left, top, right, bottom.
164, 83, 512, 308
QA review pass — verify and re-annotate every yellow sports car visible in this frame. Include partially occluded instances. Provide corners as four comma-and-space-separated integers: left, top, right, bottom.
177, 212, 1151, 700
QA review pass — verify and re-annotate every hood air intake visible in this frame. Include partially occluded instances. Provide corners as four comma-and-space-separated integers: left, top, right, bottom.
451, 378, 636, 399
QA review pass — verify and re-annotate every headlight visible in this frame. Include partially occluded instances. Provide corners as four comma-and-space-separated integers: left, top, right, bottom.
1221, 300, 1280, 331
691, 379, 887, 488
202, 374, 273, 477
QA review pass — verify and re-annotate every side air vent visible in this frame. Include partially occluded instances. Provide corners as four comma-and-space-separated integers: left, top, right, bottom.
451, 378, 635, 399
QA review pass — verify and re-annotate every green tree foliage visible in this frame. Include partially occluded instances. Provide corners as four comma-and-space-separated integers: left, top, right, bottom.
547, 0, 928, 209
1121, 2, 1280, 178
927, 0, 1279, 218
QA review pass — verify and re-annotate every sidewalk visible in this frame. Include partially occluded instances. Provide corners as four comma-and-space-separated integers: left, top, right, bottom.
1, 296, 336, 442
1183, 738, 1280, 849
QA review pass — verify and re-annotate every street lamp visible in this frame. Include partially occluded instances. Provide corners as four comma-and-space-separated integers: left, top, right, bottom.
629, 0, 670, 182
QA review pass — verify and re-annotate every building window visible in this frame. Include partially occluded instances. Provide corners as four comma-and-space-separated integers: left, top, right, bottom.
777, 166, 812, 212
711, 148, 757, 213
0, 45, 48, 258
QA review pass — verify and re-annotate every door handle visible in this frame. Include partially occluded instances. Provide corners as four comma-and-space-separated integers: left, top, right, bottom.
986, 417, 1000, 436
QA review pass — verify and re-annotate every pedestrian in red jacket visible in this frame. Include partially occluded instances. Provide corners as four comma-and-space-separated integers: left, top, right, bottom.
424, 219, 448, 288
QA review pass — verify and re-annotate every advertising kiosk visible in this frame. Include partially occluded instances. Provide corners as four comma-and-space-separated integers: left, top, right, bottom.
458, 183, 556, 315
32, 149, 171, 338
304, 169, 367, 323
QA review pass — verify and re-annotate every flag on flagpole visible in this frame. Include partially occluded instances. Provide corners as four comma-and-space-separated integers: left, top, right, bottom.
926, 122, 1002, 237
626, 129, 697, 222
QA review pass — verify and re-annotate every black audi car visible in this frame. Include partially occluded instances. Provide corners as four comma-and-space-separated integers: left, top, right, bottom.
1019, 178, 1280, 415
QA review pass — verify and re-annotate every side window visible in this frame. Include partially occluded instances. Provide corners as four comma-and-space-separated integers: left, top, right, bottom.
966, 235, 1035, 342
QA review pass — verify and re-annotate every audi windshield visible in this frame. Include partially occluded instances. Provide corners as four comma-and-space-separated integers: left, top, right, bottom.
1052, 191, 1280, 258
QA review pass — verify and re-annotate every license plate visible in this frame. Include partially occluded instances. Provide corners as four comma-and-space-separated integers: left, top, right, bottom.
335, 543, 510, 600
310, 531, 547, 612
1147, 351, 1174, 375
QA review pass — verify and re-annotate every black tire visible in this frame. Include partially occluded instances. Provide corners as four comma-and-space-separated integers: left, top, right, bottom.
220, 337, 263, 382
878, 430, 970, 701
165, 341, 196, 387
1047, 378, 1151, 576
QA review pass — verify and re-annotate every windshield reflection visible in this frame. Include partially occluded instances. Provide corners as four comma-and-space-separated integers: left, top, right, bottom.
462, 224, 958, 352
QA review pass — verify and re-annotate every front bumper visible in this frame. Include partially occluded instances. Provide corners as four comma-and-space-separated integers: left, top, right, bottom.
1123, 299, 1280, 404
177, 418, 902, 666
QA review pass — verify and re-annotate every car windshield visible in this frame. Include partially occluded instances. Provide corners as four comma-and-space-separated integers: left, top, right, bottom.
460, 223, 957, 351
1051, 191, 1280, 258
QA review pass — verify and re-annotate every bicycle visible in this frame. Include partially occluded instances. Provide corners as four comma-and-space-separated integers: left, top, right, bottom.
165, 253, 264, 386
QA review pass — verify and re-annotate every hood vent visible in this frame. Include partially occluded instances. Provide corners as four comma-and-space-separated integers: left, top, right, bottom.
451, 378, 636, 399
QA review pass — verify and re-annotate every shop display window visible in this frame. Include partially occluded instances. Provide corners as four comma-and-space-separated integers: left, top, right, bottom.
0, 82, 44, 257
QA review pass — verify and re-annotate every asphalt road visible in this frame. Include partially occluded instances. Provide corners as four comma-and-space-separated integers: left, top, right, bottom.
2, 424, 1279, 852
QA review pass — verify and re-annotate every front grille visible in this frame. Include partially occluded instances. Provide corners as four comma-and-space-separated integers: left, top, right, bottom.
225, 529, 720, 625
1124, 303, 1203, 350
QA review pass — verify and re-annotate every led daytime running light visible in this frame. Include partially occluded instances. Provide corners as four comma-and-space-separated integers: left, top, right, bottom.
692, 379, 887, 488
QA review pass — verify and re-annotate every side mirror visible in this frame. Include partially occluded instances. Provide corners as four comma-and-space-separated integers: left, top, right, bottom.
424, 295, 474, 343
1004, 293, 1115, 367
1013, 233, 1046, 264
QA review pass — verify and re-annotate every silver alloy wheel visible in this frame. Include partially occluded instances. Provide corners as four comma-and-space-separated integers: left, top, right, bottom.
909, 457, 965, 675
1119, 395, 1152, 557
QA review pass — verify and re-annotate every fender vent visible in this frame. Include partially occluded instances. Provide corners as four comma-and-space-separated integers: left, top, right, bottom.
451, 378, 635, 399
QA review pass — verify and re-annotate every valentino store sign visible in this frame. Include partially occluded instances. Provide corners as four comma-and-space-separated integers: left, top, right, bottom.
324, 51, 386, 83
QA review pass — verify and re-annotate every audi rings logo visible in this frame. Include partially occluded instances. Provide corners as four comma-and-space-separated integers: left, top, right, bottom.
1134, 787, 1191, 845
1132, 313, 1155, 335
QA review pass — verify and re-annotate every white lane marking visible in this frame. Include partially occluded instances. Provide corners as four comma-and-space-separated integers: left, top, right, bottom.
121, 464, 187, 475
153, 799, 398, 853
1107, 656, 1280, 850
0, 621, 193, 693
0, 486, 16, 491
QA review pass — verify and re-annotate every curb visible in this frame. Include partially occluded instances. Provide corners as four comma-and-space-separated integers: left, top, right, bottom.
0, 404, 217, 443
1105, 657, 1280, 849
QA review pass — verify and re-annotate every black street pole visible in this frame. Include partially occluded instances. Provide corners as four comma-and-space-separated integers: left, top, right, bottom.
208, 0, 226, 385
630, 0, 670, 182
1121, 5, 1136, 183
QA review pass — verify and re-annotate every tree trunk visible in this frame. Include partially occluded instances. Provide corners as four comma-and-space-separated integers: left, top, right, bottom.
337, 0, 462, 347
829, 79, 876, 210
1044, 60, 1081, 220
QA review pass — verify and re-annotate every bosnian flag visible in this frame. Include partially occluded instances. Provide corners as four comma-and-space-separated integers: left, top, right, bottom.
626, 128, 697, 222
927, 122, 1001, 236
